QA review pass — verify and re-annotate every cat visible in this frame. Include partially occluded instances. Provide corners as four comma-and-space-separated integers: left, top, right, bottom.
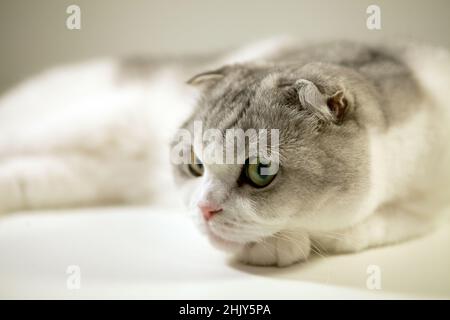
1, 38, 449, 267
172, 40, 450, 266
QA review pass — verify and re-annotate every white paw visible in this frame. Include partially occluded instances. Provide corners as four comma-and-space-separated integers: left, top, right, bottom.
236, 231, 310, 267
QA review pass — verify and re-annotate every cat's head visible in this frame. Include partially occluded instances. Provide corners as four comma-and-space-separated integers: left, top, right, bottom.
171, 62, 375, 252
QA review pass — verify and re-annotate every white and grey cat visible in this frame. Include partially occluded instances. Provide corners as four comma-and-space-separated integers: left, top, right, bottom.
1, 39, 449, 266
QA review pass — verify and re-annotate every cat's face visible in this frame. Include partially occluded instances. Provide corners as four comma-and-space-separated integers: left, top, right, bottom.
171, 63, 371, 252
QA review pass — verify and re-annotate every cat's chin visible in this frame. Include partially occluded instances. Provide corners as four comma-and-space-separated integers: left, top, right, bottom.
205, 228, 246, 252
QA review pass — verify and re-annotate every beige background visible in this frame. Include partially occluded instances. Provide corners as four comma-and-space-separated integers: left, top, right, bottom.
0, 0, 449, 94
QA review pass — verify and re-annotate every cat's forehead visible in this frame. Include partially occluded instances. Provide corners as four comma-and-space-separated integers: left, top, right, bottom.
180, 67, 321, 159
195, 73, 293, 132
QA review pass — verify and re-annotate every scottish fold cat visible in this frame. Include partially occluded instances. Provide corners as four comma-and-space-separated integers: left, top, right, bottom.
1, 39, 449, 266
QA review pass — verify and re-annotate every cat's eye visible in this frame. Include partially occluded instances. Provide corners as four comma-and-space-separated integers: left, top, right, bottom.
188, 149, 204, 177
243, 157, 277, 188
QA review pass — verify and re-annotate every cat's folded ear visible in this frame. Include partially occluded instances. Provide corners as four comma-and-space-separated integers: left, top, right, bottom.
294, 79, 349, 124
186, 66, 228, 87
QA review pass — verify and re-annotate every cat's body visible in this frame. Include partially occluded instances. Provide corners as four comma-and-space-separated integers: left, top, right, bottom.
1, 39, 449, 266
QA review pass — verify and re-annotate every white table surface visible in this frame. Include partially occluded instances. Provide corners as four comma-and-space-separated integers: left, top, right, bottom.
0, 205, 449, 299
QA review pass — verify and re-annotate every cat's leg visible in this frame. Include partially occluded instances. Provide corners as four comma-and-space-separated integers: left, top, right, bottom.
236, 230, 311, 267
0, 110, 152, 214
0, 152, 151, 215
312, 203, 438, 254
0, 62, 152, 215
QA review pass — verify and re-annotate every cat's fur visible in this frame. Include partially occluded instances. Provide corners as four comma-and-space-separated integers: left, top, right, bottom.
1, 39, 449, 266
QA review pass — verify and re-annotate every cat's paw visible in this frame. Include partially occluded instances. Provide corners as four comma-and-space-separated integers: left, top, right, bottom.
236, 231, 310, 267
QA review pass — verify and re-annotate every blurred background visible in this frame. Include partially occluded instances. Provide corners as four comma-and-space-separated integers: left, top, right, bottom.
1, 0, 450, 94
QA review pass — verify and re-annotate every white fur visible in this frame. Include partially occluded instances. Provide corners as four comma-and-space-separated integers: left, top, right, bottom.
0, 60, 189, 211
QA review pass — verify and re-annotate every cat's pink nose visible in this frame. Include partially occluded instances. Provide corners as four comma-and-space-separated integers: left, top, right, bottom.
198, 202, 223, 221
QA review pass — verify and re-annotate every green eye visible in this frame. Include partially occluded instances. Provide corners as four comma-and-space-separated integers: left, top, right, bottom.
244, 157, 277, 188
188, 149, 204, 177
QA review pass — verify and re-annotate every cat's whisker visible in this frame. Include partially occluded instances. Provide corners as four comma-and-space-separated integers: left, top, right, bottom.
271, 233, 310, 262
